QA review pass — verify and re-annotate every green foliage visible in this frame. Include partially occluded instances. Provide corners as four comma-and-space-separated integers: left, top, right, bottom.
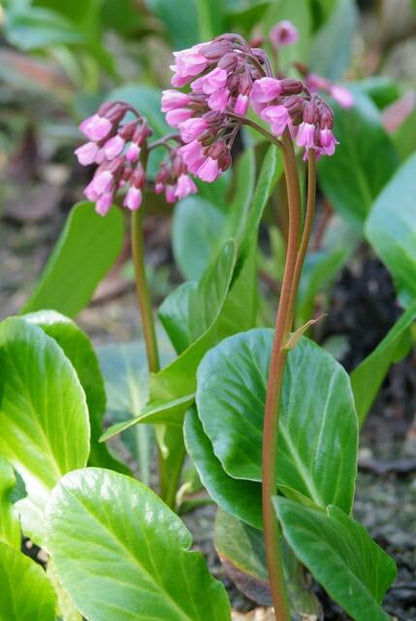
351, 298, 416, 426
0, 457, 20, 549
275, 498, 397, 621
24, 310, 129, 474
196, 329, 357, 513
46, 468, 231, 621
366, 153, 416, 305
184, 408, 263, 529
318, 90, 399, 229
0, 318, 90, 490
0, 542, 56, 621
22, 203, 124, 317
310, 0, 357, 80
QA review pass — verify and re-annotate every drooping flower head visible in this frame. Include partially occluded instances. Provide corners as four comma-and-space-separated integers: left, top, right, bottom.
76, 101, 152, 216
155, 152, 197, 203
163, 33, 339, 175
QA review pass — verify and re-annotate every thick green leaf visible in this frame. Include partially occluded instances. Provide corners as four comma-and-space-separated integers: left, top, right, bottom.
238, 146, 281, 257
24, 310, 128, 474
0, 542, 56, 621
215, 509, 270, 605
214, 509, 322, 616
101, 394, 195, 438
318, 90, 398, 229
47, 560, 83, 621
184, 409, 263, 529
22, 202, 124, 317
365, 152, 416, 305
172, 149, 256, 282
351, 298, 416, 426
172, 198, 226, 281
46, 468, 231, 621
196, 329, 358, 513
0, 457, 20, 549
0, 317, 90, 489
150, 239, 237, 402
159, 282, 197, 353
96, 341, 152, 484
310, 0, 357, 81
275, 497, 396, 621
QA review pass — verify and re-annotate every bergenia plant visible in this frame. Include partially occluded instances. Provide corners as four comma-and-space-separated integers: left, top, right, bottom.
0, 25, 402, 621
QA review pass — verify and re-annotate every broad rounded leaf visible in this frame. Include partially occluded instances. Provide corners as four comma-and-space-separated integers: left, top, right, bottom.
24, 310, 128, 474
184, 409, 262, 529
0, 317, 90, 489
0, 541, 56, 620
22, 202, 124, 317
196, 329, 358, 513
0, 457, 20, 549
46, 468, 230, 621
365, 152, 416, 305
275, 497, 396, 621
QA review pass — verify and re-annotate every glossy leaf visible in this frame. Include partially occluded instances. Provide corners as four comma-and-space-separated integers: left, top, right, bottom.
215, 509, 270, 605
310, 0, 357, 81
0, 317, 90, 489
275, 497, 396, 621
159, 282, 196, 353
101, 394, 195, 439
184, 409, 263, 529
172, 198, 225, 281
0, 457, 20, 549
196, 329, 358, 513
96, 341, 152, 484
0, 542, 56, 621
46, 468, 231, 621
24, 310, 128, 474
365, 152, 416, 305
151, 239, 237, 401
172, 149, 255, 282
318, 90, 398, 229
351, 298, 416, 426
214, 510, 322, 616
22, 202, 124, 317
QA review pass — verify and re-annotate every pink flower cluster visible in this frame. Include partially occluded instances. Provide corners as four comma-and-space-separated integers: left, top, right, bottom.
163, 35, 264, 182
251, 77, 338, 158
76, 28, 344, 216
163, 33, 340, 165
155, 152, 197, 203
76, 102, 151, 215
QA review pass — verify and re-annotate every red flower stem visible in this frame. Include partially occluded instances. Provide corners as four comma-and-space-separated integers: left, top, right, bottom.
285, 151, 317, 333
262, 130, 304, 621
